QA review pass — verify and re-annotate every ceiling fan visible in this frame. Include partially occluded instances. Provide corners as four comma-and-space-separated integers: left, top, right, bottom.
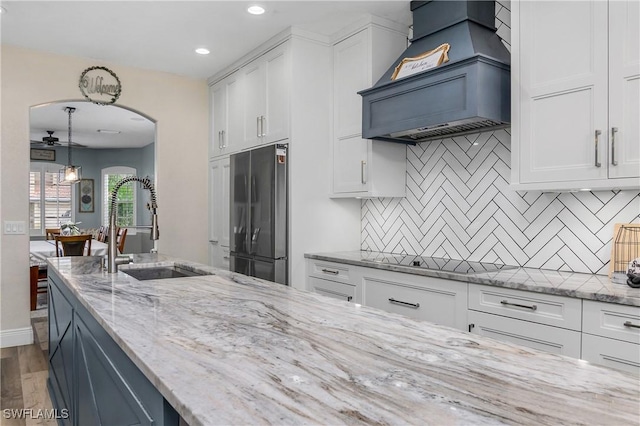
30, 130, 87, 148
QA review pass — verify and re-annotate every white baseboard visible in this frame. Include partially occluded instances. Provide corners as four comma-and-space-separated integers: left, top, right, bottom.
0, 326, 34, 348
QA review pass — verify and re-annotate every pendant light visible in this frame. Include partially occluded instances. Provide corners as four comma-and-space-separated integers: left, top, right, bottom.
60, 106, 81, 184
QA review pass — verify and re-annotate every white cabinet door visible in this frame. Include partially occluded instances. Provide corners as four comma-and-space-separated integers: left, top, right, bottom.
362, 270, 468, 331
468, 310, 582, 358
334, 29, 369, 138
582, 333, 640, 375
308, 277, 355, 303
211, 71, 243, 157
608, 0, 640, 179
331, 24, 407, 198
224, 73, 243, 154
209, 157, 231, 267
210, 82, 226, 158
242, 42, 290, 148
242, 60, 264, 148
518, 1, 608, 184
208, 159, 222, 246
333, 135, 369, 193
220, 157, 231, 247
263, 43, 289, 144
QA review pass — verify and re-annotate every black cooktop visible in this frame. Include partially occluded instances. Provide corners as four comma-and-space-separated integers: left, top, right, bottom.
360, 254, 517, 274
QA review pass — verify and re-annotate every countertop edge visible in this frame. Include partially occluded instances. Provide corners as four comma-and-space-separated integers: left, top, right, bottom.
305, 252, 640, 307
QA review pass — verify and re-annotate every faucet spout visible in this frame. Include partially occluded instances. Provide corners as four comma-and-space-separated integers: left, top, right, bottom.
107, 176, 159, 273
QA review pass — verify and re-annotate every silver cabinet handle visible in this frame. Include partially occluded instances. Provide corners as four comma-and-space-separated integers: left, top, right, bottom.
256, 116, 261, 138
500, 300, 537, 311
321, 268, 339, 275
388, 298, 420, 308
218, 131, 222, 150
595, 129, 602, 167
361, 160, 367, 184
623, 321, 640, 329
317, 288, 353, 302
222, 130, 226, 148
223, 256, 230, 260
611, 127, 618, 166
209, 239, 219, 243
261, 116, 266, 137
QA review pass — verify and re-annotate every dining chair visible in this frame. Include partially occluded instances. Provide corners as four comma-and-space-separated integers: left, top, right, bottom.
97, 226, 107, 242
46, 228, 61, 240
116, 227, 128, 253
29, 263, 48, 311
54, 234, 92, 256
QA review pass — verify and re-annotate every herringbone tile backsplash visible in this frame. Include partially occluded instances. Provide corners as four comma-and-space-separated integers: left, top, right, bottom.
361, 130, 640, 275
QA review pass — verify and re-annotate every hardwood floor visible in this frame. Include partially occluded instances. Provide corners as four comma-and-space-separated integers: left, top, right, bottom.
0, 302, 55, 426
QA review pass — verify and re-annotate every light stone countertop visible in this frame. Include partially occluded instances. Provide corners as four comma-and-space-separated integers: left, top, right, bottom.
48, 254, 639, 426
305, 251, 640, 307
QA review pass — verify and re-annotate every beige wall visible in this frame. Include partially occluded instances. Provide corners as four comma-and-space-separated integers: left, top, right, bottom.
0, 45, 209, 339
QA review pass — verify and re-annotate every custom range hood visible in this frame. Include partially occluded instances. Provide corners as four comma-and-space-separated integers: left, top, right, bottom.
359, 0, 510, 144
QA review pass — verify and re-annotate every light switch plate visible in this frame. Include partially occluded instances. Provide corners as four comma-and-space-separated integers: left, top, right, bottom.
3, 221, 26, 235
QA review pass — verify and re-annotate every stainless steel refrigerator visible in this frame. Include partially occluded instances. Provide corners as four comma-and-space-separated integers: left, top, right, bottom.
229, 144, 288, 285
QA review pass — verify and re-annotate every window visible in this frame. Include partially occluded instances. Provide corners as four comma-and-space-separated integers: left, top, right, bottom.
102, 166, 137, 228
30, 163, 72, 235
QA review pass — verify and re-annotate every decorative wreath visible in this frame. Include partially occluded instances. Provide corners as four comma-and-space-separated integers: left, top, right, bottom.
78, 66, 122, 105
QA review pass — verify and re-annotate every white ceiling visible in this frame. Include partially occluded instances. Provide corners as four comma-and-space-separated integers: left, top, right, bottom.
1, 1, 411, 80
4, 1, 411, 149
29, 101, 155, 149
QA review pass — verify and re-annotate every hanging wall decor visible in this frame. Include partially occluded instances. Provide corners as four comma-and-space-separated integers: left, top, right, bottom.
78, 178, 94, 213
79, 66, 122, 105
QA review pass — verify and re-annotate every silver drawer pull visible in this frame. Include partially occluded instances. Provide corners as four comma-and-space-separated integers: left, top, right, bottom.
321, 268, 339, 275
317, 288, 353, 302
594, 129, 602, 167
611, 127, 618, 166
388, 298, 420, 309
500, 300, 537, 311
623, 321, 640, 329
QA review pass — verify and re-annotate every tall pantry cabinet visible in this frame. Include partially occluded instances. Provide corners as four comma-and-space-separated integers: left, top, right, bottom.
208, 29, 362, 289
511, 0, 639, 191
331, 18, 408, 198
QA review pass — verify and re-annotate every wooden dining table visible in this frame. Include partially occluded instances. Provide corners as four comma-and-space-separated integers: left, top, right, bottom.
29, 238, 109, 261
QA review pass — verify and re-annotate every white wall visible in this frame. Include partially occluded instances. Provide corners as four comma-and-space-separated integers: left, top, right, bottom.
0, 45, 208, 345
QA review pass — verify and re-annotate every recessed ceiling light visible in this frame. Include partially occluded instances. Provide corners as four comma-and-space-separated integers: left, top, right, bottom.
97, 129, 121, 134
195, 47, 210, 55
247, 5, 265, 15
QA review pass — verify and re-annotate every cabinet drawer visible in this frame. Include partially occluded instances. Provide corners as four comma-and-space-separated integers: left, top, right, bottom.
582, 333, 640, 375
469, 285, 582, 331
309, 277, 355, 303
308, 260, 353, 284
468, 310, 582, 358
363, 273, 467, 330
583, 300, 640, 344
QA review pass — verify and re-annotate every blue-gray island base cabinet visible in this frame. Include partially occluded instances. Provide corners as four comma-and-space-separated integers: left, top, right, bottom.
47, 255, 639, 426
48, 267, 179, 425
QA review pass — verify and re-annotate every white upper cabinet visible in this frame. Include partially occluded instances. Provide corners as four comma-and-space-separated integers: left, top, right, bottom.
210, 71, 242, 157
608, 0, 640, 179
331, 22, 408, 198
512, 0, 640, 191
242, 42, 290, 148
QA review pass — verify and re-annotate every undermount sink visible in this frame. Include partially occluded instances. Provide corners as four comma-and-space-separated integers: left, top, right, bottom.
122, 266, 212, 281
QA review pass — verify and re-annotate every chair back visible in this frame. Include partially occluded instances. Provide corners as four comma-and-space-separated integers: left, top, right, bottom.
54, 234, 92, 256
117, 227, 128, 253
97, 226, 107, 242
46, 228, 61, 240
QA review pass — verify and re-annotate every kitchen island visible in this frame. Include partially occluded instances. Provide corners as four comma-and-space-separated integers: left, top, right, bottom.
47, 254, 639, 426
